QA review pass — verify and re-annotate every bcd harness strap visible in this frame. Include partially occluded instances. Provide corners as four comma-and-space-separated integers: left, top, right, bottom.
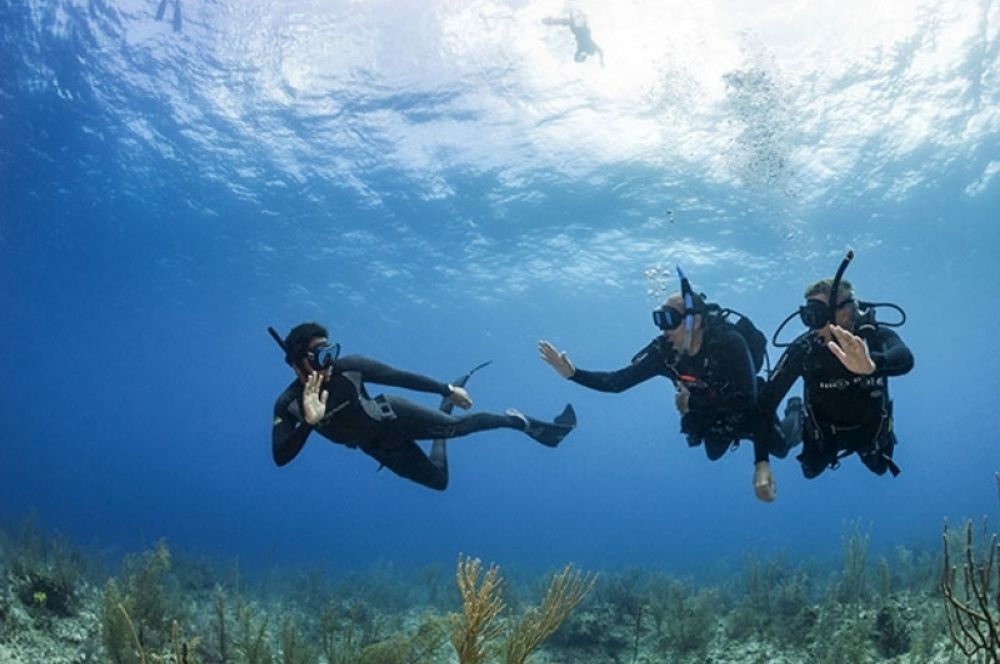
805, 400, 900, 477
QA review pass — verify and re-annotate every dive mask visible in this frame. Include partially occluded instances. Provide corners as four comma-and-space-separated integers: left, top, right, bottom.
798, 297, 855, 329
653, 306, 685, 331
306, 343, 341, 371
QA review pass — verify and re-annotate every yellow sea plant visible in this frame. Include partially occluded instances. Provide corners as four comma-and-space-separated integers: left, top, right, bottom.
450, 554, 505, 664
449, 554, 596, 664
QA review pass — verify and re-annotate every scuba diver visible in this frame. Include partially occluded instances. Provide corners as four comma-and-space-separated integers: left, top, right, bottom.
754, 251, 914, 493
543, 10, 605, 67
539, 267, 789, 502
270, 322, 576, 491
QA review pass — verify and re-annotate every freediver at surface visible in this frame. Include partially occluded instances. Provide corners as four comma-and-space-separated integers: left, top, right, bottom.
270, 322, 576, 491
539, 267, 793, 503
753, 250, 914, 495
155, 0, 182, 32
543, 10, 605, 67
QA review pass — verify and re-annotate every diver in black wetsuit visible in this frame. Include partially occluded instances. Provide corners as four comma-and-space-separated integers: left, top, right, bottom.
271, 323, 576, 491
543, 11, 605, 66
755, 264, 914, 489
539, 270, 785, 502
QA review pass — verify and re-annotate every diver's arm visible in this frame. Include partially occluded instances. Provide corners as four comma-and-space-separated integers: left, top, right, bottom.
869, 328, 914, 377
758, 340, 806, 413
570, 350, 666, 393
686, 331, 757, 415
336, 355, 453, 396
272, 386, 311, 466
751, 410, 781, 464
751, 341, 806, 464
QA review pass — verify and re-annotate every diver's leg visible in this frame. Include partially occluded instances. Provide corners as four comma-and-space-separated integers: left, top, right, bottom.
505, 404, 576, 447
429, 439, 447, 471
383, 395, 576, 447
362, 441, 448, 491
382, 395, 522, 440
703, 437, 730, 461
796, 432, 835, 479
857, 431, 899, 477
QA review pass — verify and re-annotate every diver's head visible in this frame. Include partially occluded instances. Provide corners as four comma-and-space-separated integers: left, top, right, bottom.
653, 292, 703, 353
284, 322, 337, 380
801, 278, 859, 335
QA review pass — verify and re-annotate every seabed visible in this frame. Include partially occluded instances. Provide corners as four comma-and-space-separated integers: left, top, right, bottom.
0, 518, 990, 663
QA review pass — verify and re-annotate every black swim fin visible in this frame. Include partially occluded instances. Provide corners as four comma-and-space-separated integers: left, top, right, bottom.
511, 404, 576, 448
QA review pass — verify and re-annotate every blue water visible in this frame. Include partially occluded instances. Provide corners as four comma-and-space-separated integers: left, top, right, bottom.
2, 0, 999, 577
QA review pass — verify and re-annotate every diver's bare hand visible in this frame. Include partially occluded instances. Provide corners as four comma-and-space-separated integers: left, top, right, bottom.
827, 325, 876, 375
753, 461, 776, 503
538, 340, 576, 378
302, 371, 329, 425
448, 385, 473, 410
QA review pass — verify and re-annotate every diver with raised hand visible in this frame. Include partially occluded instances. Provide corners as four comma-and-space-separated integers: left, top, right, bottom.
755, 251, 914, 490
542, 9, 605, 66
539, 267, 788, 502
270, 323, 576, 491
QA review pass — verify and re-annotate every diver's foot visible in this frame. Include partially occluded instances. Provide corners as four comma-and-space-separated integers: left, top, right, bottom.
784, 396, 803, 416
506, 405, 576, 448
553, 403, 577, 428
506, 408, 530, 430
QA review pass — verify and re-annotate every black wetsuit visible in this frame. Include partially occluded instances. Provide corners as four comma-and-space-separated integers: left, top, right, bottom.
570, 326, 768, 460
272, 355, 524, 490
570, 25, 601, 60
759, 325, 913, 477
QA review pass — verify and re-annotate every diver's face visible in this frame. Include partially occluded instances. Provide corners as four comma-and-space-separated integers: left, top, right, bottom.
659, 297, 701, 351
662, 313, 686, 348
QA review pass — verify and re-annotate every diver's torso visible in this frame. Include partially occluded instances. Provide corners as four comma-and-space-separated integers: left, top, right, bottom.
677, 332, 740, 395
801, 331, 888, 427
286, 372, 388, 449
669, 331, 755, 436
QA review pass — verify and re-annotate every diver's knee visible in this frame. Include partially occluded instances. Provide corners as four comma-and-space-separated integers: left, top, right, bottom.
798, 453, 827, 479
703, 438, 730, 461
425, 473, 448, 491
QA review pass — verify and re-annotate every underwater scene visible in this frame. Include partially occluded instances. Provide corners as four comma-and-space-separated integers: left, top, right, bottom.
2, 1, 1000, 662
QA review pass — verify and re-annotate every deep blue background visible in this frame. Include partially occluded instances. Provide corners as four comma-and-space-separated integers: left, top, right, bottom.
2, 0, 999, 576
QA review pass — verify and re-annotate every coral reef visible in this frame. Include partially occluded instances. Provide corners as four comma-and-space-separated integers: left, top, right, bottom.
450, 556, 505, 664
941, 518, 1000, 661
449, 554, 595, 664
501, 563, 596, 664
0, 517, 975, 663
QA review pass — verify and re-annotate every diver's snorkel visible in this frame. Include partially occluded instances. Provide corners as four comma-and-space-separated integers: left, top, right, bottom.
268, 326, 287, 355
827, 249, 854, 326
676, 266, 696, 355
